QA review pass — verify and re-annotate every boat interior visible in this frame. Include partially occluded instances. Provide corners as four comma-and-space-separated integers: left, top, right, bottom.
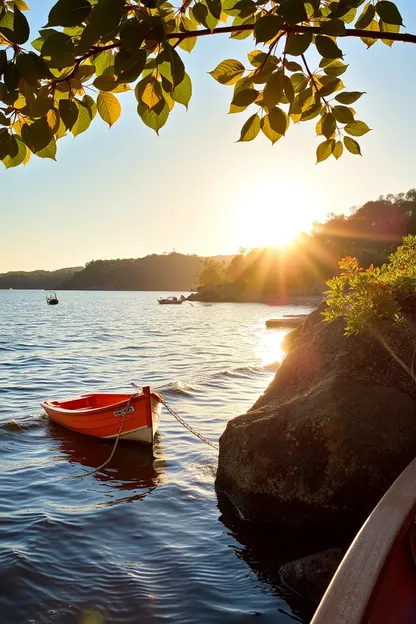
50, 394, 136, 410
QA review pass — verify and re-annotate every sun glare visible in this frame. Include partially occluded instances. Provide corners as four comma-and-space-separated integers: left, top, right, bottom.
234, 181, 318, 250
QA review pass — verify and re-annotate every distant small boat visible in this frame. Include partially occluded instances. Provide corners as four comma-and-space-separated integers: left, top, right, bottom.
41, 386, 162, 445
46, 291, 59, 305
158, 296, 185, 305
312, 457, 416, 624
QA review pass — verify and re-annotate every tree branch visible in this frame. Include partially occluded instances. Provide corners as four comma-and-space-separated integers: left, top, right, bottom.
51, 21, 416, 86
166, 23, 416, 44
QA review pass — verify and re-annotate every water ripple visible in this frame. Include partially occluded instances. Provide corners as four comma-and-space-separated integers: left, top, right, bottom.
0, 290, 315, 623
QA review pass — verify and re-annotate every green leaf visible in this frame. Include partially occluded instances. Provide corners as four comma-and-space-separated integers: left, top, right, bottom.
93, 50, 114, 76
0, 111, 9, 126
36, 138, 57, 160
360, 20, 380, 47
0, 50, 6, 76
263, 70, 284, 109
345, 120, 371, 136
30, 93, 54, 118
192, 3, 210, 28
254, 15, 282, 44
41, 32, 75, 68
21, 117, 53, 153
179, 37, 197, 53
71, 100, 91, 136
4, 62, 20, 91
335, 91, 365, 104
31, 36, 45, 52
59, 99, 78, 130
332, 105, 354, 124
285, 32, 312, 56
46, 108, 60, 133
248, 50, 270, 68
206, 0, 222, 20
231, 88, 258, 106
379, 20, 400, 46
268, 106, 288, 135
279, 0, 308, 24
141, 77, 163, 110
341, 8, 357, 24
171, 72, 192, 109
164, 44, 185, 88
47, 0, 92, 28
315, 35, 343, 59
78, 0, 124, 53
230, 15, 253, 40
93, 74, 118, 91
0, 6, 29, 44
117, 51, 146, 83
12, 0, 30, 11
119, 18, 144, 52
333, 139, 343, 160
261, 113, 283, 144
323, 59, 348, 77
209, 59, 245, 85
284, 59, 303, 72
320, 19, 346, 36
321, 112, 336, 139
83, 94, 97, 119
238, 113, 260, 142
0, 128, 10, 159
344, 136, 362, 155
375, 1, 403, 25
137, 100, 169, 135
355, 3, 375, 29
318, 78, 341, 97
2, 135, 27, 168
316, 139, 334, 163
97, 91, 121, 126
17, 53, 51, 85
283, 75, 295, 104
74, 63, 95, 81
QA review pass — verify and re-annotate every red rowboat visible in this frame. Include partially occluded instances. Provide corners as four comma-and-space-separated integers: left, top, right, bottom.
41, 386, 162, 445
312, 458, 416, 624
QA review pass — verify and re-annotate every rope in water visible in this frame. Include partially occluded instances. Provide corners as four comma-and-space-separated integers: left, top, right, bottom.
75, 386, 218, 478
73, 392, 139, 478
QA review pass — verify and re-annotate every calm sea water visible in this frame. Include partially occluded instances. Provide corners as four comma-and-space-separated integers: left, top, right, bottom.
0, 290, 316, 624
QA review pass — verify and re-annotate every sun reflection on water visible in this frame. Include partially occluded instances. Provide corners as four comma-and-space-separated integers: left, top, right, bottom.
255, 326, 288, 367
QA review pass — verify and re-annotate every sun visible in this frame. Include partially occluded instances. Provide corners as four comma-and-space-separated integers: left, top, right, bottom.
234, 181, 317, 249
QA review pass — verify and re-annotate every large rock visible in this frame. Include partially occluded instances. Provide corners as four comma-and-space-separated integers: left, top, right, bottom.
216, 306, 416, 530
279, 548, 344, 603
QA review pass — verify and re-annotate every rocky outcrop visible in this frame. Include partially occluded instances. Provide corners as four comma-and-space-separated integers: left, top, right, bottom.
216, 304, 416, 531
187, 283, 262, 303
279, 548, 344, 603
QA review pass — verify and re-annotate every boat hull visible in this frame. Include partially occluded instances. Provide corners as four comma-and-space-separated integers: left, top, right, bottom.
312, 457, 416, 624
41, 388, 161, 446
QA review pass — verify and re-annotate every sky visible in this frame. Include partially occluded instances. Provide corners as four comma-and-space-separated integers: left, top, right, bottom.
0, 1, 416, 272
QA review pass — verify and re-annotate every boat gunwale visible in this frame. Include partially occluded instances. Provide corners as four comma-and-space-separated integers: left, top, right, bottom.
311, 457, 416, 624
41, 392, 161, 416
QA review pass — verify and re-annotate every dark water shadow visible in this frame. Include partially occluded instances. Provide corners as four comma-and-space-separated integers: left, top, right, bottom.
46, 422, 166, 495
216, 492, 350, 623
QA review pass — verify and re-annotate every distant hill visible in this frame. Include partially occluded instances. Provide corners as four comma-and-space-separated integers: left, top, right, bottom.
0, 267, 81, 290
60, 253, 232, 291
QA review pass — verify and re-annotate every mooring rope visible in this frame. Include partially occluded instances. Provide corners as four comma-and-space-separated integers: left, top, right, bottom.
74, 385, 218, 479
158, 395, 219, 451
73, 392, 139, 478
131, 382, 219, 451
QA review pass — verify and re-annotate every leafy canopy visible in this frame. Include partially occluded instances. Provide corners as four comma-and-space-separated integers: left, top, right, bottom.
324, 235, 416, 335
0, 0, 410, 168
